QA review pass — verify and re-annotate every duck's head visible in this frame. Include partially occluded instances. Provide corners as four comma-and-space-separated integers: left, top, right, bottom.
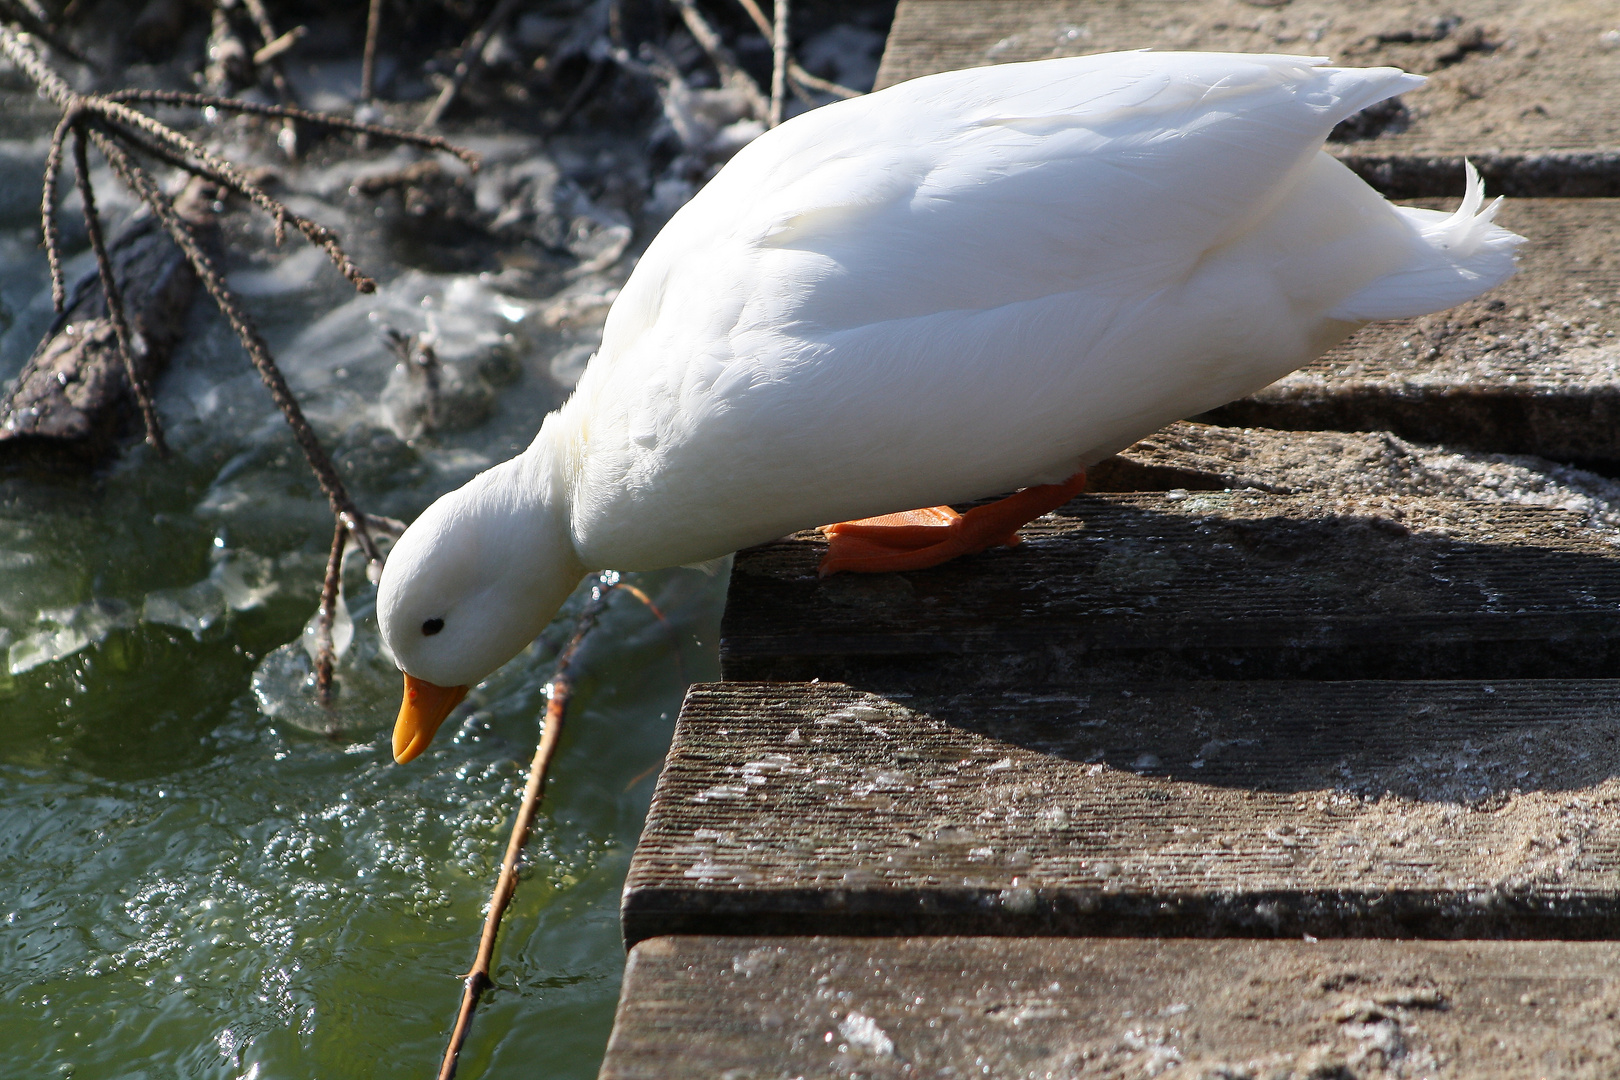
377, 455, 587, 763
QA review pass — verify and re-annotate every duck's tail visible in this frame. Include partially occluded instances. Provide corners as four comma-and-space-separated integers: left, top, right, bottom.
1327, 161, 1524, 322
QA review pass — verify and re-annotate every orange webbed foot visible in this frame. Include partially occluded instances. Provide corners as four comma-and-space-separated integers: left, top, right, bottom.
817, 470, 1086, 576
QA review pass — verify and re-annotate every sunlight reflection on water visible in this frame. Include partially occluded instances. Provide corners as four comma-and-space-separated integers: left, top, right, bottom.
0, 118, 726, 1079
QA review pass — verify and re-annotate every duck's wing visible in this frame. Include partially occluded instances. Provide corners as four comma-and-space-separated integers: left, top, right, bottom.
600, 51, 1421, 355
559, 52, 1433, 559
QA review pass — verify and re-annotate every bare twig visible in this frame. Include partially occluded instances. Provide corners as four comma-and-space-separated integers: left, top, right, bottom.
361, 0, 384, 102
730, 0, 861, 100
41, 108, 73, 312
422, 0, 523, 130
0, 34, 376, 288
84, 125, 386, 565
315, 518, 347, 704
252, 24, 305, 66
205, 2, 253, 95
670, 0, 769, 121
98, 100, 373, 282
731, 0, 770, 35
769, 0, 788, 127
437, 576, 620, 1080
0, 24, 478, 668
92, 114, 262, 195
239, 0, 304, 156
788, 62, 859, 100
103, 90, 481, 169
72, 124, 168, 455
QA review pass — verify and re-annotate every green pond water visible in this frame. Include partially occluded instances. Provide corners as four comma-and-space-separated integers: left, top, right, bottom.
0, 127, 726, 1078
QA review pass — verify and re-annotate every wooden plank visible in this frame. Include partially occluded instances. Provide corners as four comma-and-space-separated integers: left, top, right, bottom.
1092, 418, 1620, 499
720, 493, 1620, 685
875, 0, 1620, 196
602, 935, 1620, 1079
1203, 199, 1620, 464
1089, 420, 1364, 494
622, 681, 1620, 943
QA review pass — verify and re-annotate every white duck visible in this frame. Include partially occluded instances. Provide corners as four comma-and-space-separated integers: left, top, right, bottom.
378, 50, 1522, 763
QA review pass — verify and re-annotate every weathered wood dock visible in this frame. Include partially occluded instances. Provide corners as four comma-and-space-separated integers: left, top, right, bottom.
600, 1, 1620, 1074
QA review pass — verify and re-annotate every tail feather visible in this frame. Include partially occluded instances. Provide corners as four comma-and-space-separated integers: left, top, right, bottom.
1327, 161, 1524, 323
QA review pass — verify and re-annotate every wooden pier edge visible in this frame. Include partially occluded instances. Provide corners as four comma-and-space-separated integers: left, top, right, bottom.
600, 0, 1620, 1074
601, 935, 1620, 1079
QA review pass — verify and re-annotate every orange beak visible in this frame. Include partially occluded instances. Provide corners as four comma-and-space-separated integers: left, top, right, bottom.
392, 673, 470, 763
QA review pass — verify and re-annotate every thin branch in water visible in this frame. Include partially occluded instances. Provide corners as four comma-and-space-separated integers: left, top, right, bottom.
96, 114, 262, 197
84, 125, 386, 566
615, 579, 689, 685
72, 124, 168, 455
437, 577, 619, 1080
315, 518, 347, 705
361, 0, 384, 102
0, 25, 470, 630
670, 0, 769, 121
41, 107, 74, 312
88, 95, 377, 285
623, 760, 660, 792
770, 0, 789, 128
103, 90, 482, 170
785, 62, 860, 100
68, 91, 467, 289
239, 0, 303, 157
729, 0, 860, 100
422, 0, 523, 131
252, 25, 305, 66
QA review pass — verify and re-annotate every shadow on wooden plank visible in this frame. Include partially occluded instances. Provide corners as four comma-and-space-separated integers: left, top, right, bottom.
623, 681, 1620, 944
723, 493, 1620, 685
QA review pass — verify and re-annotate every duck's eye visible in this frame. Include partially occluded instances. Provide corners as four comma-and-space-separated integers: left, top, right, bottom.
422, 617, 445, 636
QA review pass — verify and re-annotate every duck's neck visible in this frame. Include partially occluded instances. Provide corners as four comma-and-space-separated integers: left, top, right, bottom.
512, 410, 591, 579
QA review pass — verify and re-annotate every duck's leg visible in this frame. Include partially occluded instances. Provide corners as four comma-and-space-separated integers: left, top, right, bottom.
818, 470, 1086, 576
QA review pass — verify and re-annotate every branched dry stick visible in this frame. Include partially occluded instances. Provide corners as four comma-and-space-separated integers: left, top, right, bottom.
84, 123, 390, 564
315, 518, 348, 705
103, 89, 480, 166
730, 0, 861, 100
437, 576, 621, 1080
41, 109, 72, 312
670, 0, 769, 121
71, 124, 168, 455
0, 25, 478, 684
239, 0, 303, 157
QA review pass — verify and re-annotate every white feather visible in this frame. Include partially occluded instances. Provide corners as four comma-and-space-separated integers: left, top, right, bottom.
379, 51, 1524, 695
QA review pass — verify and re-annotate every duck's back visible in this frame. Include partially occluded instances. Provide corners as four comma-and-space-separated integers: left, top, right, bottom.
557, 52, 1520, 570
